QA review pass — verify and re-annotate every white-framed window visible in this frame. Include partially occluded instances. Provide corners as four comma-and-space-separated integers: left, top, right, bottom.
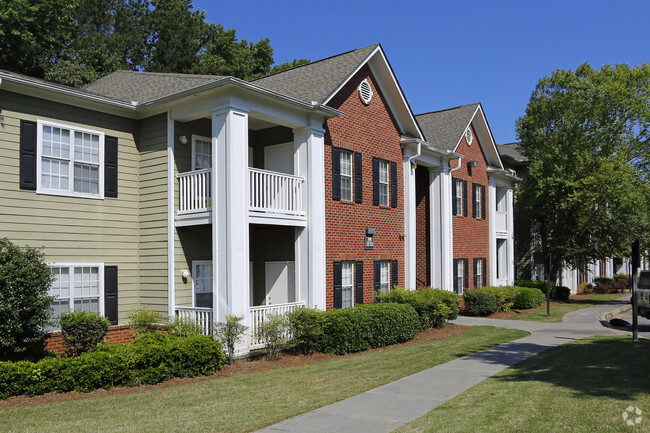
192, 261, 213, 308
378, 159, 389, 206
49, 264, 104, 324
340, 150, 353, 201
192, 135, 212, 170
496, 187, 507, 213
454, 179, 463, 216
474, 184, 482, 219
342, 261, 354, 308
454, 259, 465, 294
37, 121, 104, 199
475, 258, 483, 288
379, 260, 390, 294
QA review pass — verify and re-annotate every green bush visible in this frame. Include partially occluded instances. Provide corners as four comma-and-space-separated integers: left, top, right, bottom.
462, 290, 499, 316
214, 314, 248, 364
593, 276, 614, 285
0, 238, 54, 361
375, 287, 460, 329
614, 273, 630, 282
555, 286, 571, 302
512, 287, 546, 309
167, 316, 204, 337
0, 332, 225, 399
318, 303, 419, 355
481, 286, 517, 311
59, 311, 111, 357
258, 313, 288, 360
286, 307, 323, 355
515, 279, 558, 299
126, 307, 165, 335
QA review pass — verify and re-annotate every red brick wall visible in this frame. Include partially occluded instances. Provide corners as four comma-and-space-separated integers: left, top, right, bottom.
45, 325, 134, 355
452, 124, 490, 288
324, 65, 405, 309
415, 165, 430, 286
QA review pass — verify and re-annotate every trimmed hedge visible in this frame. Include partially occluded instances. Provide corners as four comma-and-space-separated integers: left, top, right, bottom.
59, 311, 111, 356
375, 287, 460, 329
318, 303, 420, 355
515, 279, 558, 299
463, 290, 499, 316
555, 286, 571, 302
512, 287, 546, 309
593, 279, 628, 294
0, 332, 225, 399
481, 286, 517, 311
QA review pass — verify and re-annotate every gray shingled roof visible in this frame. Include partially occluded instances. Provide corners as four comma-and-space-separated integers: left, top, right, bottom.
83, 70, 227, 104
415, 103, 480, 152
497, 142, 528, 164
251, 44, 379, 104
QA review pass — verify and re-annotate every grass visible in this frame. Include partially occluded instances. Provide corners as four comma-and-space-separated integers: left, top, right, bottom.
0, 326, 526, 433
510, 293, 627, 322
397, 335, 650, 433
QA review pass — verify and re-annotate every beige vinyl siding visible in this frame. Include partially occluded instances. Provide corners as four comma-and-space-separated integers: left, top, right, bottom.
137, 114, 169, 316
0, 90, 140, 324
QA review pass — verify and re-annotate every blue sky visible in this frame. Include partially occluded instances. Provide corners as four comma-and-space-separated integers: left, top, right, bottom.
193, 0, 649, 145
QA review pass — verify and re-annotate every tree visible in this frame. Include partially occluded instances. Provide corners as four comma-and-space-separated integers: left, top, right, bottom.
516, 62, 650, 281
0, 238, 54, 360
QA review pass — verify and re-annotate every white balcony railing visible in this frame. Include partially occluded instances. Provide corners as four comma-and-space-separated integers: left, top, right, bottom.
175, 306, 213, 335
495, 211, 508, 233
177, 169, 211, 215
249, 301, 305, 348
249, 168, 305, 217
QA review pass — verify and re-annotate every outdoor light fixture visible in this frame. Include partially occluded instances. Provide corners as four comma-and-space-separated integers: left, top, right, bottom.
179, 135, 188, 145
181, 270, 190, 279
365, 228, 375, 250
468, 160, 478, 167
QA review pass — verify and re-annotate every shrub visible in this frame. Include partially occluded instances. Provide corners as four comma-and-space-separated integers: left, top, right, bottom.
462, 290, 499, 316
0, 238, 54, 361
581, 283, 594, 294
593, 279, 628, 294
481, 286, 517, 311
59, 311, 111, 357
0, 332, 225, 399
593, 276, 614, 285
512, 287, 546, 309
515, 279, 559, 299
258, 313, 288, 360
318, 303, 419, 355
375, 287, 459, 329
126, 307, 165, 335
614, 274, 630, 282
555, 286, 571, 302
214, 315, 248, 364
167, 316, 204, 337
286, 308, 322, 355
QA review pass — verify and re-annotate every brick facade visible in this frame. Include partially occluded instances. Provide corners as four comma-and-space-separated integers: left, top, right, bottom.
415, 165, 430, 287
324, 65, 405, 309
45, 325, 134, 355
451, 124, 490, 289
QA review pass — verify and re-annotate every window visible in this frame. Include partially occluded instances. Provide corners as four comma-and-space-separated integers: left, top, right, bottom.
193, 261, 213, 308
496, 239, 507, 280
192, 135, 212, 170
49, 264, 103, 324
453, 178, 467, 216
496, 187, 507, 213
340, 150, 353, 201
341, 261, 354, 308
379, 260, 390, 294
473, 258, 487, 288
473, 183, 485, 219
453, 259, 468, 294
378, 159, 389, 206
37, 121, 104, 198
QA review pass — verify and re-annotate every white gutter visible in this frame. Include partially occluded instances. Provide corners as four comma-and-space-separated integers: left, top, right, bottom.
449, 150, 463, 173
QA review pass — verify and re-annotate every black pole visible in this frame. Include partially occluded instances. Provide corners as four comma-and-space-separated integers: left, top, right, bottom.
632, 238, 640, 342
546, 253, 551, 317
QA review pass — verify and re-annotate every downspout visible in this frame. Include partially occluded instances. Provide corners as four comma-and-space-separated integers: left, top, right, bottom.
406, 141, 422, 166
449, 152, 462, 173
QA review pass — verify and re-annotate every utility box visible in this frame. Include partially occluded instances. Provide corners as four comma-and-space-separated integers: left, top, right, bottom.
637, 271, 650, 318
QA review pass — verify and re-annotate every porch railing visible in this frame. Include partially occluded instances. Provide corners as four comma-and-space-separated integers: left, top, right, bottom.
249, 301, 305, 348
175, 306, 213, 336
249, 168, 305, 217
177, 169, 211, 214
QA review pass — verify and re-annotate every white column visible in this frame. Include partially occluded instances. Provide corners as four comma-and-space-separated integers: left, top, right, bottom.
212, 106, 250, 325
488, 179, 497, 285
506, 187, 515, 285
430, 167, 453, 291
167, 112, 176, 318
293, 123, 326, 310
403, 158, 416, 290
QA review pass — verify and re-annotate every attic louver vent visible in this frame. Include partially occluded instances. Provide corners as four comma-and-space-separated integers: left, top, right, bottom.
359, 79, 373, 105
465, 128, 474, 145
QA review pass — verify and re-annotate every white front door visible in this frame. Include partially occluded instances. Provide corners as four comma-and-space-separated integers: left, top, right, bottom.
265, 261, 295, 305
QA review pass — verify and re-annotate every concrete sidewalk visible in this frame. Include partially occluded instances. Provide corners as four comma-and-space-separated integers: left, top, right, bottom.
256, 297, 629, 433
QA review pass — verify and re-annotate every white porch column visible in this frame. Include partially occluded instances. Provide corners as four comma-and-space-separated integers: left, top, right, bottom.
212, 106, 250, 325
403, 158, 417, 290
488, 180, 497, 285
293, 123, 326, 310
506, 186, 515, 285
430, 167, 453, 291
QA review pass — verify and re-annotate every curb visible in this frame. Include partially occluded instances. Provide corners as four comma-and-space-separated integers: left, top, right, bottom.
600, 304, 632, 322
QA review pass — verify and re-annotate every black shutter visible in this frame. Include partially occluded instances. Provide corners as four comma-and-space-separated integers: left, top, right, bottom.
332, 147, 341, 201
390, 161, 397, 208
372, 157, 379, 206
105, 135, 118, 197
354, 152, 363, 203
453, 260, 459, 293
463, 259, 469, 289
20, 120, 37, 190
472, 183, 477, 218
473, 258, 479, 287
463, 180, 468, 217
482, 258, 487, 287
333, 261, 342, 309
481, 185, 486, 219
452, 179, 457, 215
355, 261, 364, 304
391, 260, 398, 288
104, 266, 118, 325
373, 260, 380, 294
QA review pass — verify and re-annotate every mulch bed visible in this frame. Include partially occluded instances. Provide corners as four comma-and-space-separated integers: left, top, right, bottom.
0, 324, 468, 410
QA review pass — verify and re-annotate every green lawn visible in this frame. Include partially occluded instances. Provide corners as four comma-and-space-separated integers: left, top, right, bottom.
0, 326, 526, 433
510, 293, 627, 322
397, 335, 650, 433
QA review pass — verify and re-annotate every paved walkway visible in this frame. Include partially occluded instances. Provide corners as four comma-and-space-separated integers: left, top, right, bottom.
256, 297, 630, 433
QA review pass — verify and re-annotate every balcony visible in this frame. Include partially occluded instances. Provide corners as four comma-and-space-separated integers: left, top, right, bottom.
176, 168, 305, 226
